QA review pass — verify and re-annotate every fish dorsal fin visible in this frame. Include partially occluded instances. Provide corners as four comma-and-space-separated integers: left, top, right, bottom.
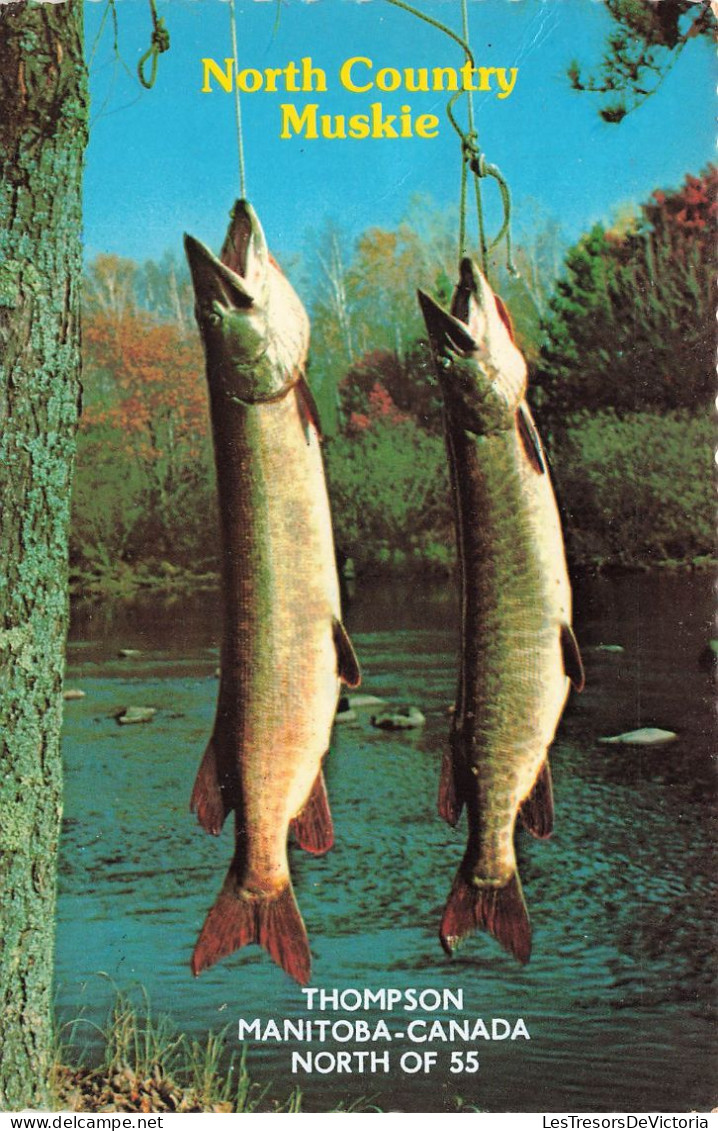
494, 293, 515, 342
333, 618, 361, 688
516, 403, 546, 475
561, 623, 585, 691
438, 736, 465, 827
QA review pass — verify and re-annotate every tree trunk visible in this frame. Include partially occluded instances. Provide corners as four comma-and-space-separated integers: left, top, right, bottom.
0, 0, 87, 1110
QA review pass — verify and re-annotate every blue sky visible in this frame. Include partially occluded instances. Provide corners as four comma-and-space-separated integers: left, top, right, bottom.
83, 0, 716, 264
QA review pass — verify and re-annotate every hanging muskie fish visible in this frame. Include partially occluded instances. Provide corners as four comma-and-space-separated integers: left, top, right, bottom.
185, 200, 360, 985
418, 259, 584, 964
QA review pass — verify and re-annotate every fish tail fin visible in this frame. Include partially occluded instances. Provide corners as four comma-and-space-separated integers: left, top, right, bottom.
438, 745, 464, 826
190, 736, 230, 836
519, 760, 554, 839
291, 768, 334, 855
192, 871, 311, 985
439, 870, 531, 965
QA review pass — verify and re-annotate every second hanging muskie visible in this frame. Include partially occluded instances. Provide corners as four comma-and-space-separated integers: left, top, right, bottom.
184, 200, 360, 985
418, 259, 584, 965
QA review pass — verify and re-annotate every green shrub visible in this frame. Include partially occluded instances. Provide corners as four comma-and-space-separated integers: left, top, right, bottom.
553, 410, 714, 567
325, 418, 452, 571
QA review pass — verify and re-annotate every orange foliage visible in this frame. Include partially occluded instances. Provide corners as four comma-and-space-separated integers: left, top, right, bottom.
347, 380, 409, 433
648, 167, 718, 234
82, 311, 207, 463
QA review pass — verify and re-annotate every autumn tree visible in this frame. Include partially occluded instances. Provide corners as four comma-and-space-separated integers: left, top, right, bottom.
306, 197, 458, 434
78, 309, 210, 565
83, 253, 138, 321
134, 252, 194, 330
0, 0, 87, 1109
337, 346, 443, 434
533, 168, 716, 424
83, 250, 194, 329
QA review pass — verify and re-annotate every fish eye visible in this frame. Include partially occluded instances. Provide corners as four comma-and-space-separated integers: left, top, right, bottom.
201, 303, 223, 327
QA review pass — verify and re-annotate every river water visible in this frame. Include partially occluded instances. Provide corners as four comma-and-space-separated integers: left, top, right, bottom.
57, 571, 716, 1112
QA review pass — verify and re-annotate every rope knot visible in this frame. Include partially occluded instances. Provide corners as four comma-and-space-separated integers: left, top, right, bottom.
461, 131, 482, 172
151, 20, 170, 54
137, 1, 171, 89
469, 152, 488, 178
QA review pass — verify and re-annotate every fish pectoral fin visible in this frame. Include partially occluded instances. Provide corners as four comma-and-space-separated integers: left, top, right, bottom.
190, 736, 232, 836
561, 623, 586, 692
493, 292, 516, 342
192, 874, 311, 986
291, 768, 334, 855
516, 403, 546, 475
297, 376, 323, 443
440, 871, 531, 966
333, 618, 361, 688
519, 760, 554, 839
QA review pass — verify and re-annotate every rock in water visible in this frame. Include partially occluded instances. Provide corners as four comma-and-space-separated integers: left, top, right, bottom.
349, 694, 386, 708
370, 706, 426, 731
599, 727, 677, 746
115, 706, 157, 726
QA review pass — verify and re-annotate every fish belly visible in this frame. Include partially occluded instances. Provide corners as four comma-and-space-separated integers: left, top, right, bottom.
214, 390, 341, 889
191, 386, 341, 984
455, 423, 570, 882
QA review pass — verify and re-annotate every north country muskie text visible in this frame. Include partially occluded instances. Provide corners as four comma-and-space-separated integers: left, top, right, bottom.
200, 55, 519, 140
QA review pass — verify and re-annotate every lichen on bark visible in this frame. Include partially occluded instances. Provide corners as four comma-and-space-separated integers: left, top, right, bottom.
0, 0, 88, 1110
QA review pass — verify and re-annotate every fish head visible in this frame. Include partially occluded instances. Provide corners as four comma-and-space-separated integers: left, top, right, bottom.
184, 200, 309, 404
418, 258, 527, 433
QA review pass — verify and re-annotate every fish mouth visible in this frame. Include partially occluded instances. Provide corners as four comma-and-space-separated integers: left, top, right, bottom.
451, 257, 482, 324
418, 288, 477, 360
184, 232, 255, 311
184, 199, 269, 312
220, 199, 265, 281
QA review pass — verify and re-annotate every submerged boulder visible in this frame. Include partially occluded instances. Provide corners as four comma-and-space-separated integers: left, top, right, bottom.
370, 706, 426, 731
599, 727, 677, 746
349, 694, 386, 708
114, 706, 157, 726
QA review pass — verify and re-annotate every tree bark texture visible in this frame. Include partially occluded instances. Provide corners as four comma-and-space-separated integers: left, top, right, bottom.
0, 0, 87, 1110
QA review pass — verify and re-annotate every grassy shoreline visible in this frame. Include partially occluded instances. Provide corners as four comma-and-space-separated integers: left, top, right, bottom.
51, 993, 377, 1114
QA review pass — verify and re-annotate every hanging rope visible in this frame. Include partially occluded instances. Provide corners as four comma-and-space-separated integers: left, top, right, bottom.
228, 0, 248, 199
384, 0, 517, 276
459, 0, 487, 270
385, 0, 476, 61
470, 154, 517, 274
137, 0, 170, 90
